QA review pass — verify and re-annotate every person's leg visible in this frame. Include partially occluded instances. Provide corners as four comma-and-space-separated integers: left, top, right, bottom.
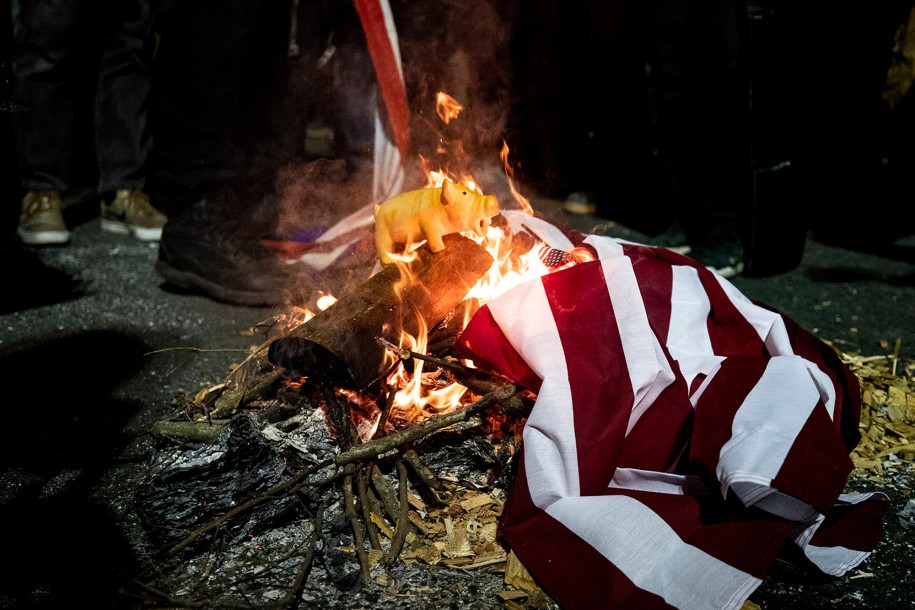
149, 0, 317, 216
150, 0, 329, 305
147, 0, 254, 215
646, 0, 700, 240
10, 0, 81, 193
93, 0, 159, 194
10, 0, 82, 245
645, 0, 749, 275
695, 0, 751, 249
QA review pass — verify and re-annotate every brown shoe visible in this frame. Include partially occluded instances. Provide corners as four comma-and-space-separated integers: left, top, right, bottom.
18, 190, 70, 246
100, 188, 168, 242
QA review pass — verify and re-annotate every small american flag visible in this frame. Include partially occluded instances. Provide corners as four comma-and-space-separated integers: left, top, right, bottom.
538, 245, 575, 269
455, 232, 888, 609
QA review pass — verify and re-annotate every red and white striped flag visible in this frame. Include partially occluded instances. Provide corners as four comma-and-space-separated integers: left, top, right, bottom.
454, 229, 889, 609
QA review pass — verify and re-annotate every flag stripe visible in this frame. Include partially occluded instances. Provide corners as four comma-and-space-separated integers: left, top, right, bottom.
353, 0, 410, 160
546, 262, 631, 494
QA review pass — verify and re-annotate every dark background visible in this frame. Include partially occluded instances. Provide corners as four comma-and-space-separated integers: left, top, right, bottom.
4, 1, 914, 254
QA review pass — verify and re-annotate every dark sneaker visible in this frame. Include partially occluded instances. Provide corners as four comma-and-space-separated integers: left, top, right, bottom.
18, 190, 70, 245
689, 237, 745, 279
154, 199, 296, 306
100, 188, 168, 241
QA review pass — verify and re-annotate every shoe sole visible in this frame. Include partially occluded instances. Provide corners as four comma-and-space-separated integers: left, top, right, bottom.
101, 218, 163, 242
18, 228, 70, 245
154, 259, 284, 307
663, 245, 692, 255
562, 201, 598, 216
706, 262, 744, 279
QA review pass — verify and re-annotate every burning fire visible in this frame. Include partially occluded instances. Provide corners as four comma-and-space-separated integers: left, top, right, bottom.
374, 150, 552, 429
290, 92, 569, 437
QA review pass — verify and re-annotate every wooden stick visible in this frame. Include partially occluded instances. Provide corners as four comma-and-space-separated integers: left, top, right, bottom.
343, 473, 371, 584
386, 459, 411, 565
167, 459, 334, 555
210, 369, 283, 419
275, 501, 325, 608
403, 447, 444, 492
377, 341, 531, 415
370, 464, 402, 524
335, 383, 521, 466
165, 384, 520, 560
372, 386, 395, 441
356, 467, 382, 550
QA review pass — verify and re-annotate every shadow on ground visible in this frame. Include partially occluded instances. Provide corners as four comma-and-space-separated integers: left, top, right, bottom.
0, 330, 151, 609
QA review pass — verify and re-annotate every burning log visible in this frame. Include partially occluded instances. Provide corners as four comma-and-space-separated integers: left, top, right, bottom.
268, 233, 494, 390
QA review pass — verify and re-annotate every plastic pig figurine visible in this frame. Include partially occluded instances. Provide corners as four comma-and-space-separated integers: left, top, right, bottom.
373, 179, 500, 264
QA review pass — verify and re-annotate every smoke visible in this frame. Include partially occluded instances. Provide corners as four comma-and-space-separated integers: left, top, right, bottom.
394, 1, 519, 198
273, 0, 529, 245
274, 157, 373, 242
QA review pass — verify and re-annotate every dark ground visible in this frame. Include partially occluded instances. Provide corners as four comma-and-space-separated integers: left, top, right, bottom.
0, 191, 912, 609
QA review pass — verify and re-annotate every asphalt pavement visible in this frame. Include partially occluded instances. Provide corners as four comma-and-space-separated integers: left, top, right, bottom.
0, 195, 913, 609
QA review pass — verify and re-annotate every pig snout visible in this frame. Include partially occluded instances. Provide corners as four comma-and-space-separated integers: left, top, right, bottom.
474, 195, 499, 237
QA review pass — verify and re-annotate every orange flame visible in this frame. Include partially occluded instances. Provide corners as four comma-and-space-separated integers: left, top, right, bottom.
436, 91, 464, 124
500, 140, 532, 215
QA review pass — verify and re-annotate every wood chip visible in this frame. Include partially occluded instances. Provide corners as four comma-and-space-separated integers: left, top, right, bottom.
370, 511, 395, 539
407, 491, 427, 511
498, 589, 529, 601
407, 511, 440, 536
504, 550, 539, 592
444, 519, 473, 557
456, 549, 508, 570
459, 492, 494, 511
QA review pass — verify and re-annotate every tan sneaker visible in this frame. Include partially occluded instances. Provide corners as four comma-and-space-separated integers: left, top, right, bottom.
18, 190, 71, 245
100, 188, 168, 242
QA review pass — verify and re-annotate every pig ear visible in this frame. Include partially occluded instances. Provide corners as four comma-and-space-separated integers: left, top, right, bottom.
441, 179, 456, 205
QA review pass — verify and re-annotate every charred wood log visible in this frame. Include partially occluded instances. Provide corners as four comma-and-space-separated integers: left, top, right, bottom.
267, 234, 493, 390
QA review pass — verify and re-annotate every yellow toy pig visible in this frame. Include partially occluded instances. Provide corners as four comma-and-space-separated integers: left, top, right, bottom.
373, 179, 500, 264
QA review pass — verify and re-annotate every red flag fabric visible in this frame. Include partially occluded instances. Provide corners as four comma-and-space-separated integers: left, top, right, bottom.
454, 225, 889, 609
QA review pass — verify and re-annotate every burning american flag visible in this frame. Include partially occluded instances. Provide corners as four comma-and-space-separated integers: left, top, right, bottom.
453, 225, 889, 609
